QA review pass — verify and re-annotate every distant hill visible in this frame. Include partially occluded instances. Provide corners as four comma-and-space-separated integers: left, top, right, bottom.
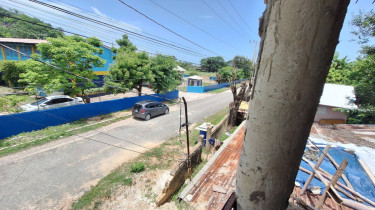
0, 7, 64, 39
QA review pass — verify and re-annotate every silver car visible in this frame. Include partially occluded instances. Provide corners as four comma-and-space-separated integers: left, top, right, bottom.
132, 100, 169, 121
21, 95, 84, 112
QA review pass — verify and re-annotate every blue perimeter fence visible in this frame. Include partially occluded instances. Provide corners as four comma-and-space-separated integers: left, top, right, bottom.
187, 79, 247, 93
0, 90, 179, 140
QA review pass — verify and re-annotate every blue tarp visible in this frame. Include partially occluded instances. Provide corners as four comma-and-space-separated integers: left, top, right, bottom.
296, 144, 375, 205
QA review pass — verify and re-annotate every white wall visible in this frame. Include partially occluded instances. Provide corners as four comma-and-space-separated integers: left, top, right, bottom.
314, 105, 347, 122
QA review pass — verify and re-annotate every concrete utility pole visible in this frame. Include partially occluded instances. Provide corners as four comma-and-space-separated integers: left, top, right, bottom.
236, 0, 349, 209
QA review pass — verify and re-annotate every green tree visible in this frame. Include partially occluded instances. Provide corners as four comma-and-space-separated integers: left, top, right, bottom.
177, 61, 195, 71
216, 66, 232, 83
326, 53, 352, 85
348, 54, 375, 106
111, 34, 137, 59
0, 7, 64, 39
217, 66, 245, 83
105, 50, 152, 96
0, 95, 28, 113
232, 56, 253, 78
19, 35, 105, 101
150, 54, 180, 93
0, 60, 27, 87
200, 56, 226, 72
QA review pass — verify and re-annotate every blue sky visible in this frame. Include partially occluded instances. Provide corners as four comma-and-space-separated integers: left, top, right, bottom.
0, 0, 372, 64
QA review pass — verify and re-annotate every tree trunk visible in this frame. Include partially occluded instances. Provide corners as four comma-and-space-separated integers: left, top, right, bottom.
236, 1, 349, 209
137, 79, 143, 96
228, 81, 251, 128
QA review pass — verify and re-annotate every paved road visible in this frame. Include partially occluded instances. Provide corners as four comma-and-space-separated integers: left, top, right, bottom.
0, 91, 233, 209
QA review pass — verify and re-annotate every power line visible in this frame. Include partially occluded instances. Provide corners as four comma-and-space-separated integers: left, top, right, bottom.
26, 0, 210, 58
0, 12, 200, 64
228, 0, 257, 36
3, 0, 206, 60
148, 0, 241, 52
216, 0, 252, 37
199, 0, 249, 40
48, 0, 199, 52
116, 0, 220, 56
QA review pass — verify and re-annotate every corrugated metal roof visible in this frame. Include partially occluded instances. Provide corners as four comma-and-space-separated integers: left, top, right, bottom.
187, 75, 203, 80
0, 38, 48, 44
187, 126, 244, 209
173, 66, 186, 72
184, 122, 371, 209
319, 83, 357, 109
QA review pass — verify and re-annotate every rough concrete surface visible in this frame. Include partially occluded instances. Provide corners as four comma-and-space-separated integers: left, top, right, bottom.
0, 90, 232, 209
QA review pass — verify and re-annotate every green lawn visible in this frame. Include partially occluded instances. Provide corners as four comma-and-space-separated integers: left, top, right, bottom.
0, 111, 132, 157
207, 87, 230, 94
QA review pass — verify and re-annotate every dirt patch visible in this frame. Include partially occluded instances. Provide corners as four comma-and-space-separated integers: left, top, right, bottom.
100, 169, 177, 210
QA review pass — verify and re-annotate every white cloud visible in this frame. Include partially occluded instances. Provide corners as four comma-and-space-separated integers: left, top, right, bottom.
91, 7, 108, 17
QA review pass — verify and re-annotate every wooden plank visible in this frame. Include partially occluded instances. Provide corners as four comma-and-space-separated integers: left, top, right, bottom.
302, 159, 375, 207
212, 185, 227, 194
303, 157, 343, 204
326, 153, 354, 190
300, 144, 331, 195
317, 158, 348, 208
299, 166, 357, 201
358, 158, 375, 187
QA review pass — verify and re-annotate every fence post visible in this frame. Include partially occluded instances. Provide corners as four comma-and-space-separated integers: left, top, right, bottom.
206, 123, 212, 151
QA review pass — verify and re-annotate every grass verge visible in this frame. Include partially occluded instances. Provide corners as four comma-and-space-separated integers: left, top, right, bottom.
0, 110, 131, 157
207, 87, 230, 94
218, 125, 239, 141
72, 106, 229, 209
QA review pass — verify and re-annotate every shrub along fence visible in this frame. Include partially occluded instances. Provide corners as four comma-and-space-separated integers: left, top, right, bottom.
0, 90, 179, 140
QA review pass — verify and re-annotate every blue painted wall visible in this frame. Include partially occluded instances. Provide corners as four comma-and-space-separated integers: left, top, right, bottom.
1, 42, 113, 74
0, 90, 178, 140
187, 86, 204, 93
187, 80, 247, 93
92, 46, 114, 73
203, 83, 230, 92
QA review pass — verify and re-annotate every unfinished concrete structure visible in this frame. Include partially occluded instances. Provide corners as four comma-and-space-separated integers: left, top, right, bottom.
236, 0, 350, 209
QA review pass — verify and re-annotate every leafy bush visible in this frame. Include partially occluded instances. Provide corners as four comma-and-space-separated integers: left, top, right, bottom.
84, 87, 106, 95
130, 162, 145, 173
337, 106, 375, 124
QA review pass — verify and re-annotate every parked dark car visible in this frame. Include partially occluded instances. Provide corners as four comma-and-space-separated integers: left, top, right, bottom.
132, 100, 169, 120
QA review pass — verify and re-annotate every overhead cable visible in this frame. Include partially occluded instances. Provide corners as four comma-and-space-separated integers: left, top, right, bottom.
116, 0, 220, 56
149, 0, 242, 52
200, 0, 249, 40
26, 0, 209, 58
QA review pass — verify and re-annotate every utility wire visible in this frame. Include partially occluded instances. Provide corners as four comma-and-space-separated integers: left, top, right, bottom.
116, 0, 220, 56
0, 13, 200, 64
228, 0, 257, 36
48, 0, 199, 51
200, 0, 249, 40
26, 0, 210, 58
149, 0, 241, 52
216, 0, 251, 37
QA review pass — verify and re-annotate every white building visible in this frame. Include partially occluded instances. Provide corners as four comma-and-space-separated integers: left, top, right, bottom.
314, 84, 357, 124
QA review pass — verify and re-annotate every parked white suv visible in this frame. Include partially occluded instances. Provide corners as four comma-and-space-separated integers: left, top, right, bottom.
21, 95, 84, 112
